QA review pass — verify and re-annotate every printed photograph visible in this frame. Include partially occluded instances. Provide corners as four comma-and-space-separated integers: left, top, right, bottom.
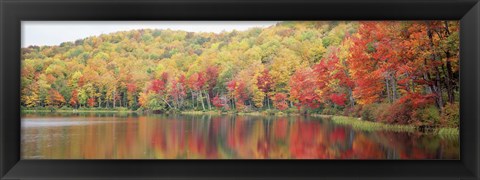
21, 21, 459, 159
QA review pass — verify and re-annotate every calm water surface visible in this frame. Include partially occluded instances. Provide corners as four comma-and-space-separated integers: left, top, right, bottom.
21, 112, 459, 159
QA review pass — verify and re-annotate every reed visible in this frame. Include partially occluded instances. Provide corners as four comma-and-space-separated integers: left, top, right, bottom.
436, 128, 459, 139
331, 116, 416, 133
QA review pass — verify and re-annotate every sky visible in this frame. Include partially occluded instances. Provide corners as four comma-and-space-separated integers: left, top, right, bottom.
22, 21, 279, 47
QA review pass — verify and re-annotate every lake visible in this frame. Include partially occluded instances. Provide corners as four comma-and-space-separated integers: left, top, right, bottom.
21, 112, 459, 159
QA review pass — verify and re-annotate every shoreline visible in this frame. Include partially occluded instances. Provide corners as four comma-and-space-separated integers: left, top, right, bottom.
22, 109, 459, 136
22, 109, 134, 113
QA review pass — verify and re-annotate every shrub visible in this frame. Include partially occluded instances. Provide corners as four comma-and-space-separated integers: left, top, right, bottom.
440, 102, 460, 128
412, 105, 440, 127
46, 106, 56, 112
264, 109, 278, 115
307, 106, 323, 115
352, 105, 363, 117
272, 93, 288, 111
78, 107, 89, 111
167, 108, 181, 114
60, 106, 71, 110
115, 107, 129, 112
373, 103, 391, 123
383, 101, 414, 125
360, 104, 379, 121
285, 107, 297, 115
136, 107, 145, 112
322, 106, 340, 115
381, 93, 439, 125
342, 106, 355, 116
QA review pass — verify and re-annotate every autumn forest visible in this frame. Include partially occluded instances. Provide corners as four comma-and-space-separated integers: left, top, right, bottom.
21, 21, 460, 129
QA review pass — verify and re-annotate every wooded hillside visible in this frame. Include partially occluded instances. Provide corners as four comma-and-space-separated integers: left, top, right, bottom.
21, 21, 460, 127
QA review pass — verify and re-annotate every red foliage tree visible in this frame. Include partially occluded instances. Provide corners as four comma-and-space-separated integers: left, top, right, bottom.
87, 97, 96, 107
397, 92, 435, 109
226, 79, 236, 92
289, 68, 320, 109
205, 66, 220, 96
169, 75, 187, 108
256, 69, 273, 93
126, 83, 137, 93
226, 79, 249, 110
329, 93, 347, 106
188, 72, 206, 91
47, 89, 66, 106
69, 90, 78, 107
150, 79, 166, 94
211, 96, 224, 109
272, 93, 288, 111
348, 22, 396, 105
77, 76, 85, 87
150, 72, 169, 94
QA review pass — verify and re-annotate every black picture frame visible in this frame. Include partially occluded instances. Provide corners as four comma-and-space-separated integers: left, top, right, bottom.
1, 0, 479, 179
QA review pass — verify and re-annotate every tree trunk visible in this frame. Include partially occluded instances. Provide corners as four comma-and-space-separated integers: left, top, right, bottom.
445, 53, 455, 103
391, 74, 398, 100
435, 68, 444, 108
205, 90, 211, 110
444, 21, 450, 34
125, 92, 128, 107
348, 87, 355, 107
113, 90, 116, 108
199, 91, 205, 111
191, 90, 195, 109
426, 23, 445, 109
267, 96, 270, 109
385, 78, 391, 103
119, 92, 122, 108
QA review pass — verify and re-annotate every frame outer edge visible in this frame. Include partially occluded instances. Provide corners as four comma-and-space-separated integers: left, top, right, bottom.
477, 1, 480, 178
0, 0, 4, 178
474, 2, 480, 179
465, 2, 480, 179
461, 2, 480, 179
474, 1, 480, 178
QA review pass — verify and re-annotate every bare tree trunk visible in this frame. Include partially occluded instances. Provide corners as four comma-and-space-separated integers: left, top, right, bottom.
162, 97, 173, 109
199, 91, 205, 111
385, 78, 391, 103
124, 92, 127, 107
391, 74, 398, 100
348, 87, 355, 107
113, 90, 116, 108
191, 90, 195, 109
267, 96, 270, 109
119, 92, 122, 108
205, 90, 211, 110
435, 68, 444, 108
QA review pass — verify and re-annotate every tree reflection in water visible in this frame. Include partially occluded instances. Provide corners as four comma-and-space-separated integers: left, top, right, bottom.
21, 112, 459, 159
